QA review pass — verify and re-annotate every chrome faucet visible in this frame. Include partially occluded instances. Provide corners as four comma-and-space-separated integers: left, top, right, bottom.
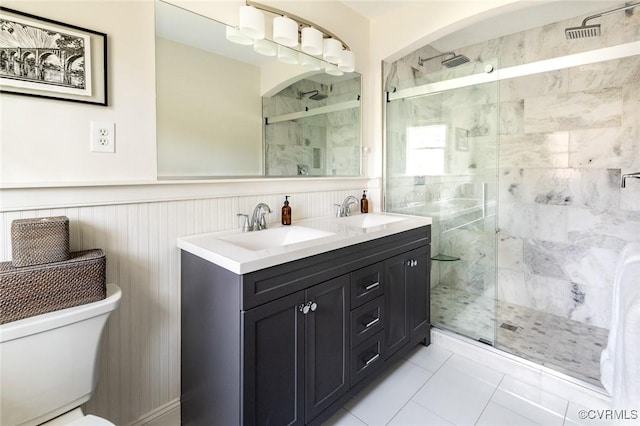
335, 195, 359, 217
251, 203, 272, 231
622, 172, 640, 188
237, 203, 272, 232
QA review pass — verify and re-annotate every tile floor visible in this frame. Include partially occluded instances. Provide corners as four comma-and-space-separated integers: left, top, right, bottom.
430, 285, 609, 387
323, 343, 620, 426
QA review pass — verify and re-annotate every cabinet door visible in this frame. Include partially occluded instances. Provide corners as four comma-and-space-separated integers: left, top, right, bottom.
305, 275, 350, 423
384, 246, 431, 357
383, 254, 410, 357
408, 245, 430, 341
242, 291, 306, 426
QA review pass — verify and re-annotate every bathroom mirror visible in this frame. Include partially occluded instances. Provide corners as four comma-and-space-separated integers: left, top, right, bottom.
155, 1, 362, 178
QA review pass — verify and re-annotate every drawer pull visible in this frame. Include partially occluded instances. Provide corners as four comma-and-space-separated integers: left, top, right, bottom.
364, 353, 380, 366
362, 317, 380, 329
364, 281, 380, 291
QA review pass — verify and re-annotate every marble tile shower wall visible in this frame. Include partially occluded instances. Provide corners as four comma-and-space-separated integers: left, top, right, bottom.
263, 77, 361, 176
386, 9, 640, 329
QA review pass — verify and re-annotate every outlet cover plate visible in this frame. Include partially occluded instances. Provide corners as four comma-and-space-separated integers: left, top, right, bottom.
90, 121, 115, 153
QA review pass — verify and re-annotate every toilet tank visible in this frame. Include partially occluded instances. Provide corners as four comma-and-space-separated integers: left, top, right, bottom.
0, 284, 121, 426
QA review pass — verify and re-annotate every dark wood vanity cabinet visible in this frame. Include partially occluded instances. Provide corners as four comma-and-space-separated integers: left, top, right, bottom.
384, 245, 431, 358
242, 275, 350, 425
181, 225, 430, 426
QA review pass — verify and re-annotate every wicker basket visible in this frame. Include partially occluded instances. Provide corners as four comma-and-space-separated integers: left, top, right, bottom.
0, 249, 106, 324
11, 216, 70, 267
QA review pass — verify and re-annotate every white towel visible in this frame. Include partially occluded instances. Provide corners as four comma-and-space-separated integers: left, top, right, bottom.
600, 242, 640, 408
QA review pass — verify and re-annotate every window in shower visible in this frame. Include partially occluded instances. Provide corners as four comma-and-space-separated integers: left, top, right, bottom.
406, 125, 446, 175
384, 56, 499, 347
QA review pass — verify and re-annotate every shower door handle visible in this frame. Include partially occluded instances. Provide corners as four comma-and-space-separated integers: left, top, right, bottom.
482, 182, 488, 219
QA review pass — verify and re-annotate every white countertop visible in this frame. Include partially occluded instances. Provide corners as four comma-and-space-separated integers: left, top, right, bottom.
177, 213, 432, 274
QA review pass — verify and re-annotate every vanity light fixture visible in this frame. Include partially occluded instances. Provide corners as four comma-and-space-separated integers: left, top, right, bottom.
323, 38, 342, 64
273, 16, 298, 47
325, 63, 343, 76
230, 0, 355, 75
301, 27, 323, 55
238, 5, 265, 40
338, 50, 355, 72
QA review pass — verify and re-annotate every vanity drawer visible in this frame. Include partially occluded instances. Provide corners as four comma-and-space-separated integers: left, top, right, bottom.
350, 297, 384, 348
351, 331, 385, 386
350, 262, 383, 309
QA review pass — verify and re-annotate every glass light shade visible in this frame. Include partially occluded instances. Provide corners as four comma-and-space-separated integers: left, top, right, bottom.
323, 38, 343, 64
338, 50, 355, 72
277, 45, 298, 64
253, 39, 277, 56
273, 16, 298, 47
300, 53, 321, 70
301, 27, 323, 56
225, 26, 253, 46
239, 5, 264, 39
325, 63, 343, 76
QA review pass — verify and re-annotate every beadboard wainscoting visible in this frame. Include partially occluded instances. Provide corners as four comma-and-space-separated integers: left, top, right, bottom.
0, 179, 378, 425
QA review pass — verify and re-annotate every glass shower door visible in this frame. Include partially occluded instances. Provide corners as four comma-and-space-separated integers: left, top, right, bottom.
384, 59, 499, 345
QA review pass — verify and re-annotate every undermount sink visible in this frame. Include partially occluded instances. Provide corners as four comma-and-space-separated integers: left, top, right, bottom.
337, 213, 406, 228
219, 226, 335, 251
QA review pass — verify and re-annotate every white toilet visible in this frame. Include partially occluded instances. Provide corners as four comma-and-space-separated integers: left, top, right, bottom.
0, 283, 121, 426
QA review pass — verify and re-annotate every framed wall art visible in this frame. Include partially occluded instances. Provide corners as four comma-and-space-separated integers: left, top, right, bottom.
0, 7, 107, 106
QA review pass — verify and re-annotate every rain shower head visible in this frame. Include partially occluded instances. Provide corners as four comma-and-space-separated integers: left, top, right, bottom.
565, 2, 639, 39
565, 20, 601, 39
418, 51, 470, 68
441, 54, 471, 68
298, 90, 327, 101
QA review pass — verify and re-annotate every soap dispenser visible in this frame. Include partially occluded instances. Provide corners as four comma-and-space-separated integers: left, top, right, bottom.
360, 190, 369, 213
282, 195, 292, 225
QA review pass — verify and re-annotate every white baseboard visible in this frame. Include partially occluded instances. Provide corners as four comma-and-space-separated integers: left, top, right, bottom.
128, 398, 180, 426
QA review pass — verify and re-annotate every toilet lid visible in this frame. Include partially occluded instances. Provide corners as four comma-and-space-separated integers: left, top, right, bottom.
67, 415, 115, 426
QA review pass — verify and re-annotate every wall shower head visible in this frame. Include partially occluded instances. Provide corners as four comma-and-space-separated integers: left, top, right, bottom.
565, 1, 639, 39
565, 23, 601, 39
298, 90, 327, 101
441, 54, 470, 68
418, 51, 470, 68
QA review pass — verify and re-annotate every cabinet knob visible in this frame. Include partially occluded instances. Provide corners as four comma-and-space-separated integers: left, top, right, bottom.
406, 259, 418, 267
299, 301, 316, 314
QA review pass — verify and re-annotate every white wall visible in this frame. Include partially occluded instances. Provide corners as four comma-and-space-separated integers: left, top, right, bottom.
0, 1, 157, 184
0, 0, 371, 186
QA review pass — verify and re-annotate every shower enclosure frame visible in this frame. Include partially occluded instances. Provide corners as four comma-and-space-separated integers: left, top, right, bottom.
382, 38, 640, 368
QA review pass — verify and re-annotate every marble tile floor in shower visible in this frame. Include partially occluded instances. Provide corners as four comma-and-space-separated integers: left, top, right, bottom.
430, 285, 609, 387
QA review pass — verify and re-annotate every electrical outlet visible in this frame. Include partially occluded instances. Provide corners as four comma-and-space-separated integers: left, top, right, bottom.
90, 121, 115, 153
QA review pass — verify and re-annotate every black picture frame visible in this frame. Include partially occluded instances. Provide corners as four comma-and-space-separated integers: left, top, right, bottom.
0, 6, 108, 106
